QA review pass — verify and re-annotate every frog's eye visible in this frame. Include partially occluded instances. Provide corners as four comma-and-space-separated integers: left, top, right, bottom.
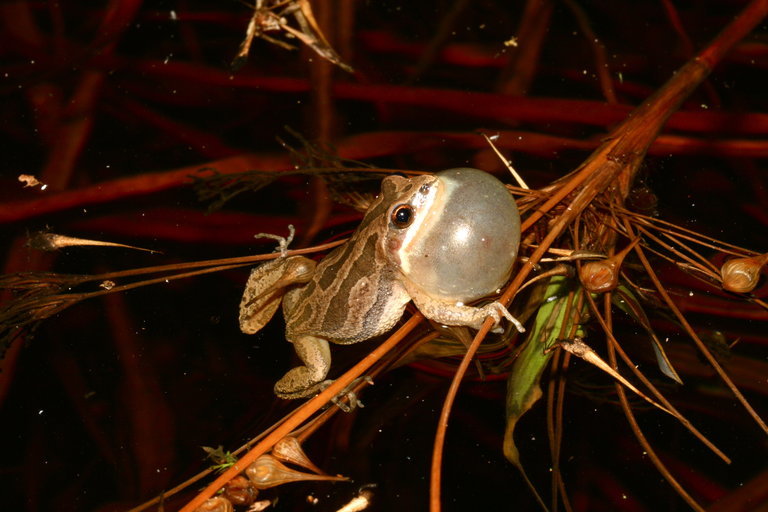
391, 204, 414, 228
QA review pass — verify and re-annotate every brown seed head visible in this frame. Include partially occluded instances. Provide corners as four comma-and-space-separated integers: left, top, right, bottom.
193, 496, 233, 512
721, 253, 768, 293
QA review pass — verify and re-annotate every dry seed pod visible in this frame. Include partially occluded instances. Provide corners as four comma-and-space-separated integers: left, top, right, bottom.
272, 436, 325, 475
721, 253, 768, 293
223, 475, 258, 506
579, 238, 640, 293
246, 454, 349, 489
194, 496, 233, 512
580, 259, 618, 293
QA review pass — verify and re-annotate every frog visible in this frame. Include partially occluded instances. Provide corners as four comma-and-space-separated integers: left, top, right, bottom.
239, 168, 523, 398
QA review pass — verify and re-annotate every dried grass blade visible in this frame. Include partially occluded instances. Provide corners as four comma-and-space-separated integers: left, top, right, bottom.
557, 337, 674, 416
586, 293, 731, 462
27, 232, 159, 253
600, 294, 708, 511
614, 286, 683, 384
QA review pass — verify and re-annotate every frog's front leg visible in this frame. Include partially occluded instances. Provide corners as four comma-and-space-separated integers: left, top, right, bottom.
409, 287, 525, 333
239, 256, 316, 335
274, 335, 332, 398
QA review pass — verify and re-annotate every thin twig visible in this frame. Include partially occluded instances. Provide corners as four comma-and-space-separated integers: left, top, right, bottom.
603, 293, 707, 512
562, 0, 618, 104
625, 218, 768, 434
584, 292, 731, 463
178, 313, 424, 512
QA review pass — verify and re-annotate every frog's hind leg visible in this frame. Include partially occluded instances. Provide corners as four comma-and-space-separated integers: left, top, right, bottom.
275, 335, 332, 399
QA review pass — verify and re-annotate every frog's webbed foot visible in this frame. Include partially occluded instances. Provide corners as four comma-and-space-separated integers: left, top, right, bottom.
275, 335, 332, 399
329, 376, 374, 412
276, 369, 374, 412
479, 301, 526, 333
274, 379, 331, 400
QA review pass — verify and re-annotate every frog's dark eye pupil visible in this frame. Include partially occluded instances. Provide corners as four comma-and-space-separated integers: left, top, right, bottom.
392, 205, 414, 228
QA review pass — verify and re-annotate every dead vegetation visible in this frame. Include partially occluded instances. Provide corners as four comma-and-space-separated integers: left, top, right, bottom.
1, 1, 767, 511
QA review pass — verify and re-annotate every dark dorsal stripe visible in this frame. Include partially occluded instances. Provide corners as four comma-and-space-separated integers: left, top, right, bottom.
320, 230, 381, 335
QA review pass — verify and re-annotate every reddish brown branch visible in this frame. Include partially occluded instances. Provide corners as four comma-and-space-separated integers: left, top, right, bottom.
430, 1, 768, 510
7, 130, 768, 226
497, 0, 553, 95
128, 60, 768, 135
603, 294, 707, 512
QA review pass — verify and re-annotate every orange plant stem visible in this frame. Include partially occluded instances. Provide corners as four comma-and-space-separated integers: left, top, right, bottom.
429, 1, 768, 510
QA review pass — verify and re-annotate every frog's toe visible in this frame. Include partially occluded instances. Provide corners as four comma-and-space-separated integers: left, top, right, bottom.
330, 376, 374, 411
274, 367, 326, 399
485, 301, 526, 333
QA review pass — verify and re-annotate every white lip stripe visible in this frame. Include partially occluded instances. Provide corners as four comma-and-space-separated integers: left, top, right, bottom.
398, 179, 440, 275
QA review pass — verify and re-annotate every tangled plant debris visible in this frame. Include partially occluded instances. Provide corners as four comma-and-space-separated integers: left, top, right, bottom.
1, 2, 767, 512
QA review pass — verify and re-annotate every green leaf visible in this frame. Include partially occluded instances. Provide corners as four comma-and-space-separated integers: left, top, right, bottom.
202, 445, 237, 473
503, 276, 584, 510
